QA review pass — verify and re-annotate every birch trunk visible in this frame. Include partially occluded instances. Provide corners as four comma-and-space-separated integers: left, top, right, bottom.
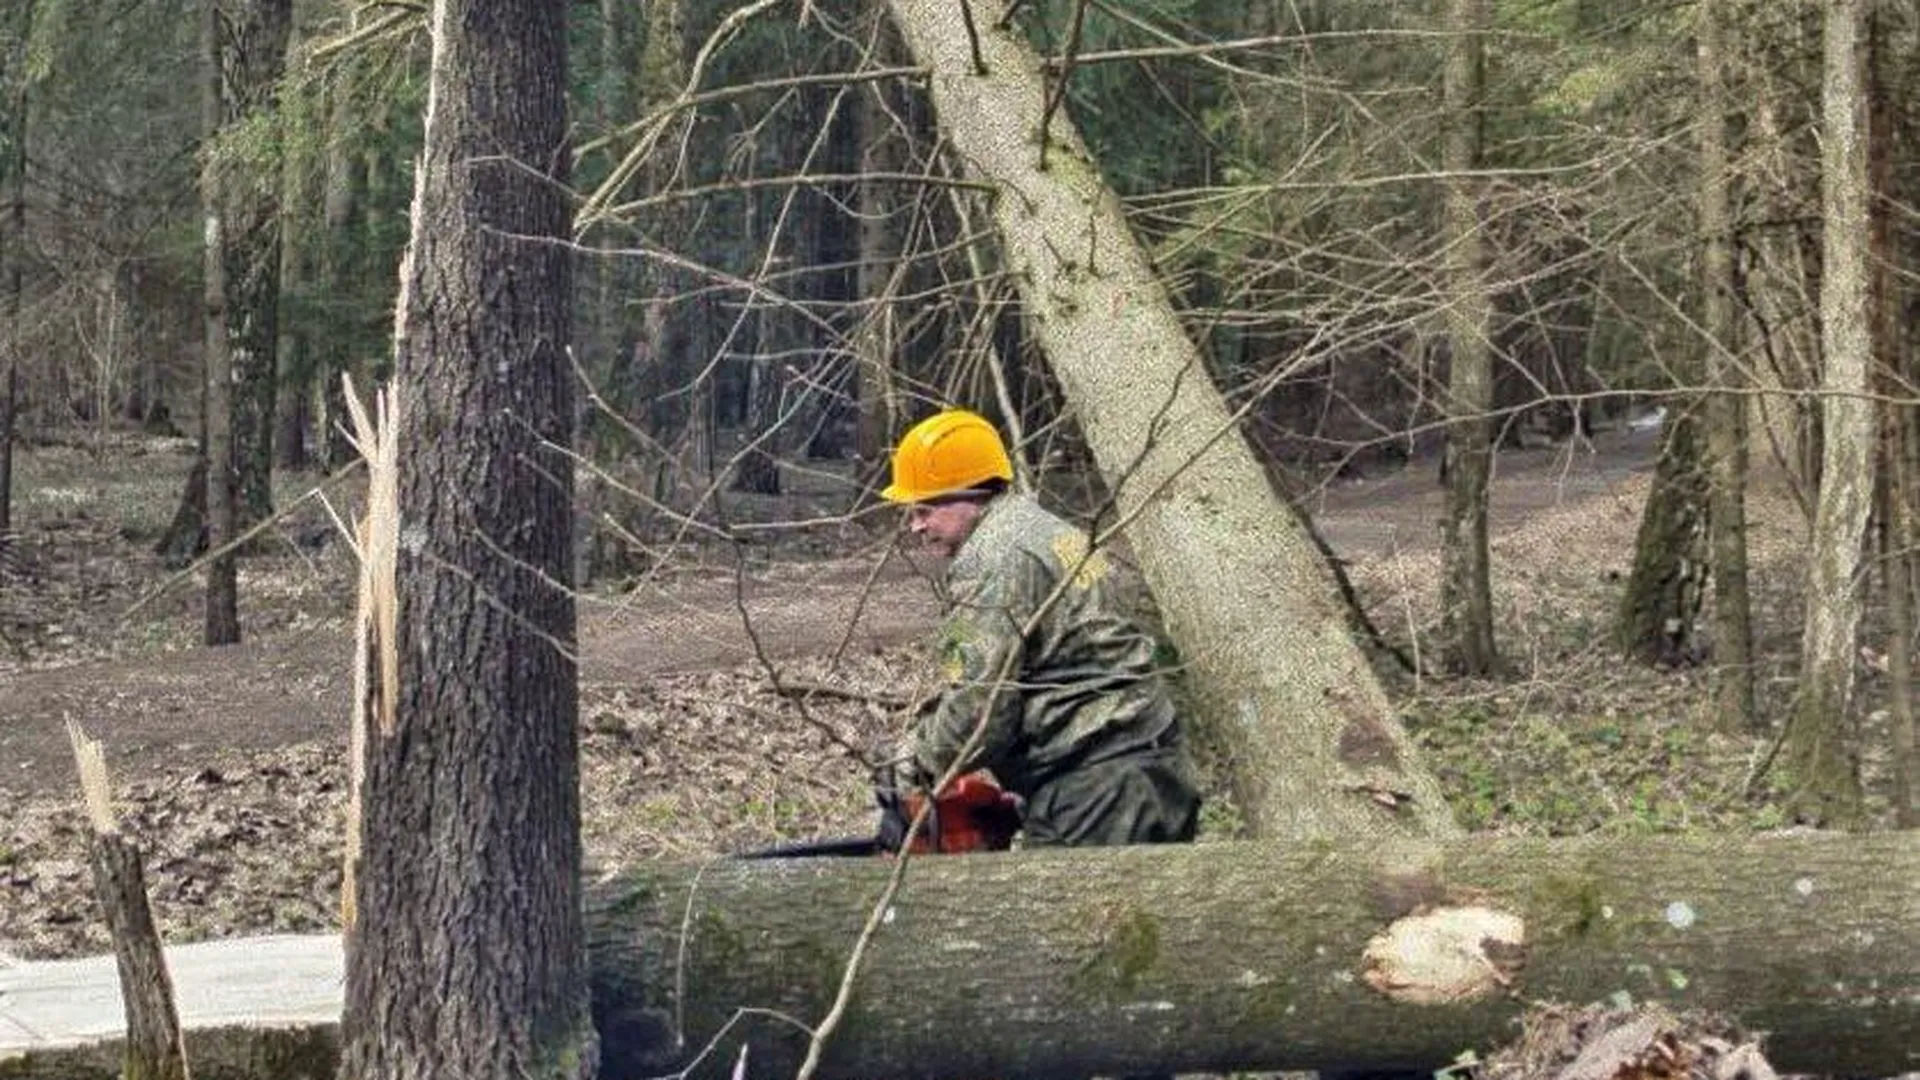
882, 0, 1458, 842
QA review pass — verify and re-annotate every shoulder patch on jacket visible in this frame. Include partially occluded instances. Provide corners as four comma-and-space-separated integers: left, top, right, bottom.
1050, 530, 1109, 590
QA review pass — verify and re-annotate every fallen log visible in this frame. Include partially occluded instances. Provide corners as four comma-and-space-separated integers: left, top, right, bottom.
5, 832, 1917, 1078
588, 831, 1920, 1077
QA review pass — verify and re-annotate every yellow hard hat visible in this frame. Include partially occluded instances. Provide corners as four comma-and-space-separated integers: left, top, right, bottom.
880, 409, 1014, 504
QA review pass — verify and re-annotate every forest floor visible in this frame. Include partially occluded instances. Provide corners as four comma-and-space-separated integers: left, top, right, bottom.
0, 421, 1900, 964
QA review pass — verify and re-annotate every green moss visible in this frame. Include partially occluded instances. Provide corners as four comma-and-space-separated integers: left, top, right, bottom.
601, 881, 656, 919
1533, 871, 1610, 941
1070, 906, 1161, 1002
695, 908, 748, 973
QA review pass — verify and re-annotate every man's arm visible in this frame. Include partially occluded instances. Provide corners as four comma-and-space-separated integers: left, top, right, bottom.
900, 553, 1041, 788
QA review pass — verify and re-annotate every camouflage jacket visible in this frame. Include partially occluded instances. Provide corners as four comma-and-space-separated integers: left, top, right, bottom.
903, 493, 1179, 799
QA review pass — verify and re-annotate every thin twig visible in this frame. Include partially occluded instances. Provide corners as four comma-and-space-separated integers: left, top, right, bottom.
772, 679, 928, 712
1038, 0, 1091, 170
957, 0, 988, 74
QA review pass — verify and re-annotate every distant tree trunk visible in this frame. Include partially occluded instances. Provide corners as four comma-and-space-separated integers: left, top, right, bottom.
317, 93, 365, 470
884, 0, 1460, 841
1616, 403, 1709, 666
1786, 0, 1873, 826
336, 0, 597, 1076
276, 206, 312, 473
1891, 403, 1918, 828
1868, 12, 1913, 828
1437, 0, 1497, 676
219, 0, 293, 525
1, 1, 32, 537
1698, 0, 1755, 731
807, 84, 861, 462
854, 34, 906, 473
201, 0, 240, 646
733, 313, 783, 495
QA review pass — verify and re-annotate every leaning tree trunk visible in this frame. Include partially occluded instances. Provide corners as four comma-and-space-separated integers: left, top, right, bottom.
1437, 0, 1498, 677
1787, 0, 1874, 826
335, 0, 597, 1076
1697, 0, 1755, 731
883, 0, 1457, 842
584, 832, 1920, 1077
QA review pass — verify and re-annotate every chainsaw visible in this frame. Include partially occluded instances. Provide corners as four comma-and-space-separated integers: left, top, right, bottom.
740, 771, 1022, 859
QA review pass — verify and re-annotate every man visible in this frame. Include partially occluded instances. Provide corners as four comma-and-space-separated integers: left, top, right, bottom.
879, 408, 1200, 847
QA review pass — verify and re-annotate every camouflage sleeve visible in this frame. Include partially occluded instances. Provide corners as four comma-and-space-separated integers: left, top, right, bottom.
903, 551, 1044, 788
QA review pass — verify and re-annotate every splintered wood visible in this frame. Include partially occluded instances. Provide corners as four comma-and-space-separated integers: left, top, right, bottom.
65, 719, 191, 1080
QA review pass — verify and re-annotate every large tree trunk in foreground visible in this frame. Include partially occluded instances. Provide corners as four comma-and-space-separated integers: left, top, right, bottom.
883, 0, 1458, 843
335, 0, 597, 1076
589, 833, 1918, 1076
7, 832, 1916, 1078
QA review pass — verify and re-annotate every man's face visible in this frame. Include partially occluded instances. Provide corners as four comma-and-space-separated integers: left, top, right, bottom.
905, 498, 986, 557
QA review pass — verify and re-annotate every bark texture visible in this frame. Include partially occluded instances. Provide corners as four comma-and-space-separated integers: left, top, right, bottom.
1697, 0, 1755, 731
82, 836, 188, 1080
587, 833, 1920, 1077
0, 0, 29, 537
215, 0, 291, 527
199, 0, 238, 645
1787, 0, 1874, 825
1616, 404, 1709, 666
1438, 0, 1497, 676
335, 0, 597, 1077
11, 833, 1920, 1078
883, 0, 1458, 843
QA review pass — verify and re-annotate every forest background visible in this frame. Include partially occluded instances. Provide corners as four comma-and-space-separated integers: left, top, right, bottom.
0, 1, 1917, 1066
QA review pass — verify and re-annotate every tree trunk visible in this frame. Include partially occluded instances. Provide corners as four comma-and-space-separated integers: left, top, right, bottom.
10, 832, 1919, 1078
335, 0, 597, 1076
218, 0, 292, 527
1892, 400, 1918, 828
1615, 403, 1709, 666
1, 1, 34, 537
1697, 0, 1755, 731
585, 832, 1920, 1077
882, 0, 1458, 842
1437, 0, 1497, 677
1867, 11, 1912, 829
853, 41, 905, 474
201, 0, 239, 646
275, 86, 315, 476
1786, 0, 1873, 826
317, 91, 365, 471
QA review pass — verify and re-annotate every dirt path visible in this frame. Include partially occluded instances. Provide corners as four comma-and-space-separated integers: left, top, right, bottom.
0, 431, 1659, 798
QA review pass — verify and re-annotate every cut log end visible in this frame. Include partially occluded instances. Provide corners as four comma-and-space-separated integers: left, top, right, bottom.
1359, 904, 1527, 1006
